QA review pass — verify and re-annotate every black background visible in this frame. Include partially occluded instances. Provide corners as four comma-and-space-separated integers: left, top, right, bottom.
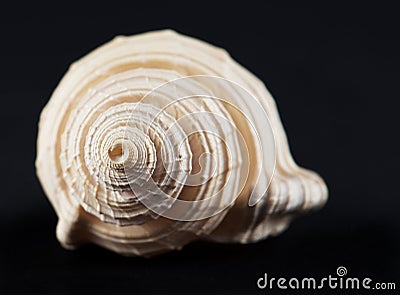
1, 2, 399, 295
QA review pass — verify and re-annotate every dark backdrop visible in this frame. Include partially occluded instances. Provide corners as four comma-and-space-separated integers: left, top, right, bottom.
0, 2, 399, 295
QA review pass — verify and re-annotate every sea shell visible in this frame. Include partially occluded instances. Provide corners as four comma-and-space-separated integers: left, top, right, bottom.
36, 30, 328, 256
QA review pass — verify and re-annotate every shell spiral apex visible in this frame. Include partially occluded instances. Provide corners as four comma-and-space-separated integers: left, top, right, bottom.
36, 30, 328, 257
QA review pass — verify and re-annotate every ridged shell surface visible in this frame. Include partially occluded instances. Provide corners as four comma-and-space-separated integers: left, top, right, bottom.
36, 30, 327, 256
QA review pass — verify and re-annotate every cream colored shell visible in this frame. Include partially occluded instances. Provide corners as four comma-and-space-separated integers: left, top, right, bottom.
36, 30, 328, 256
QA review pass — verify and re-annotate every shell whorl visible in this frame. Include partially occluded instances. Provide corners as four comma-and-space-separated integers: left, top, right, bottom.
36, 30, 328, 256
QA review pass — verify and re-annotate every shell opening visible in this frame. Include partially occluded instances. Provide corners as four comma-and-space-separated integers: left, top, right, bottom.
108, 141, 128, 163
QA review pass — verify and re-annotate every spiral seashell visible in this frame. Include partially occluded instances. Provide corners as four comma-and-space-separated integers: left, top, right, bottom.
36, 30, 328, 256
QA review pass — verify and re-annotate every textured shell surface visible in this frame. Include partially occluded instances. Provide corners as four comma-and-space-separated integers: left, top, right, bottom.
36, 30, 328, 257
